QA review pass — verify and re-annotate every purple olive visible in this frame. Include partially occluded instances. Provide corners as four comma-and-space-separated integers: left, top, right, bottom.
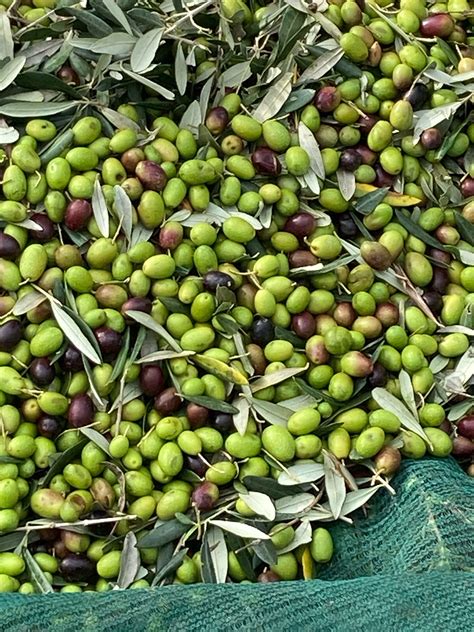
420, 13, 454, 38
374, 165, 395, 188
158, 222, 184, 251
429, 248, 451, 266
251, 147, 281, 176
135, 160, 167, 191
354, 145, 377, 165
59, 554, 96, 582
291, 312, 316, 339
212, 413, 233, 434
368, 362, 387, 387
205, 107, 229, 135
458, 415, 474, 440
374, 302, 399, 328
461, 177, 474, 198
430, 267, 449, 294
404, 83, 429, 110
423, 290, 443, 314
340, 149, 362, 172
337, 214, 358, 239
0, 232, 21, 259
30, 213, 55, 242
57, 66, 80, 85
94, 327, 122, 361
0, 320, 22, 352
154, 387, 181, 414
61, 346, 84, 372
251, 317, 274, 347
29, 357, 55, 386
284, 213, 315, 238
203, 271, 234, 292
37, 415, 61, 439
185, 455, 208, 477
186, 403, 209, 428
122, 297, 152, 319
333, 302, 356, 328
139, 365, 165, 397
421, 128, 442, 150
289, 250, 318, 268
258, 571, 280, 582
357, 115, 377, 134
314, 86, 341, 112
191, 482, 219, 511
68, 394, 94, 428
65, 199, 92, 231
452, 436, 474, 457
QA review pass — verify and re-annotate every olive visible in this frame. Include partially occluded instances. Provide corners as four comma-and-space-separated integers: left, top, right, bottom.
94, 327, 122, 361
191, 481, 219, 511
37, 415, 62, 439
461, 178, 474, 198
154, 387, 181, 414
30, 213, 55, 242
251, 317, 275, 347
333, 303, 356, 328
258, 570, 280, 582
68, 393, 94, 428
358, 115, 377, 134
57, 66, 80, 85
158, 223, 183, 250
314, 86, 341, 112
59, 554, 96, 583
38, 528, 60, 544
135, 160, 167, 191
184, 455, 208, 476
251, 148, 281, 176
122, 297, 153, 318
139, 365, 165, 396
203, 271, 234, 292
61, 346, 84, 372
340, 149, 362, 172
429, 248, 451, 266
206, 107, 229, 135
374, 165, 395, 188
337, 214, 358, 239
0, 232, 21, 260
121, 148, 145, 173
452, 436, 474, 457
458, 416, 474, 440
284, 213, 316, 238
431, 268, 449, 294
355, 145, 377, 165
368, 362, 387, 387
420, 128, 442, 150
88, 510, 115, 537
186, 403, 209, 428
374, 302, 399, 327
65, 199, 92, 231
0, 320, 22, 352
289, 250, 318, 268
404, 83, 429, 110
212, 413, 234, 434
29, 357, 55, 386
292, 312, 316, 339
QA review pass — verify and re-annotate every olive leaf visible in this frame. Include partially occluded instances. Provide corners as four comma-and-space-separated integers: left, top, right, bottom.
198, 75, 214, 122
0, 126, 19, 144
232, 333, 254, 377
253, 72, 293, 122
89, 33, 137, 55
250, 365, 308, 393
100, 106, 140, 132
153, 548, 188, 585
181, 395, 238, 415
232, 395, 250, 436
137, 520, 189, 549
41, 440, 88, 487
413, 101, 464, 143
116, 532, 140, 589
0, 13, 13, 61
79, 427, 112, 457
109, 381, 142, 412
277, 520, 312, 554
12, 290, 46, 316
238, 492, 276, 521
0, 56, 26, 91
174, 41, 187, 97
372, 388, 430, 443
108, 327, 131, 383
125, 310, 182, 352
136, 350, 195, 364
273, 7, 311, 64
353, 187, 389, 215
296, 47, 344, 85
399, 369, 418, 419
121, 67, 175, 100
0, 531, 39, 553
0, 101, 78, 117
218, 61, 252, 89
23, 548, 53, 594
50, 302, 102, 365
209, 520, 270, 540
339, 485, 384, 517
298, 122, 325, 179
337, 169, 356, 202
323, 452, 346, 520
250, 398, 293, 426
429, 354, 450, 375
82, 358, 108, 412
92, 178, 110, 239
179, 100, 201, 135
275, 493, 314, 516
253, 539, 278, 566
102, 0, 133, 35
113, 185, 133, 243
278, 462, 325, 486
202, 526, 227, 584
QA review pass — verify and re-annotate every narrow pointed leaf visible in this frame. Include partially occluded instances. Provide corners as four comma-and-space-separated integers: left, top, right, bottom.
50, 302, 101, 364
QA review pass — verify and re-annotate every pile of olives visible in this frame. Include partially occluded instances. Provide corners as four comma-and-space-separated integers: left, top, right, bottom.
0, 0, 472, 593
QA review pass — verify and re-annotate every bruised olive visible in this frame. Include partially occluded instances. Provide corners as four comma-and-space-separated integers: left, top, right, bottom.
121, 148, 145, 173
0, 320, 22, 352
258, 570, 280, 582
159, 222, 183, 250
191, 481, 219, 511
340, 149, 362, 172
212, 413, 234, 434
206, 107, 229, 135
251, 317, 274, 346
37, 415, 61, 439
139, 365, 165, 397
368, 362, 387, 387
30, 214, 55, 243
61, 346, 84, 372
154, 387, 181, 414
374, 446, 401, 475
203, 271, 234, 292
68, 394, 94, 428
186, 403, 209, 428
422, 291, 442, 314
284, 213, 315, 238
420, 128, 442, 150
94, 327, 122, 361
135, 161, 167, 191
404, 84, 429, 110
375, 302, 399, 327
333, 303, 356, 328
60, 554, 95, 583
0, 232, 21, 260
289, 250, 318, 268
429, 248, 451, 266
65, 199, 92, 231
358, 115, 377, 134
292, 312, 316, 339
251, 148, 281, 176
184, 455, 208, 476
29, 357, 55, 386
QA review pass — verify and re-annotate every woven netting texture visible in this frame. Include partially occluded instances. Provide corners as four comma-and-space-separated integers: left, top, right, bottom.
0, 458, 472, 632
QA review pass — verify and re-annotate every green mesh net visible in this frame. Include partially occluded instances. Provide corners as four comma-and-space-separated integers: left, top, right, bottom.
1, 458, 472, 632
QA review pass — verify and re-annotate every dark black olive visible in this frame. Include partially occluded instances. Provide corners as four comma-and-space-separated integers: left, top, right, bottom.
403, 83, 429, 110
203, 271, 234, 292
0, 320, 22, 352
139, 364, 165, 396
94, 327, 122, 361
29, 357, 55, 386
336, 214, 358, 239
251, 317, 274, 347
212, 413, 234, 434
59, 554, 96, 582
67, 394, 94, 428
368, 362, 387, 387
60, 346, 84, 372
